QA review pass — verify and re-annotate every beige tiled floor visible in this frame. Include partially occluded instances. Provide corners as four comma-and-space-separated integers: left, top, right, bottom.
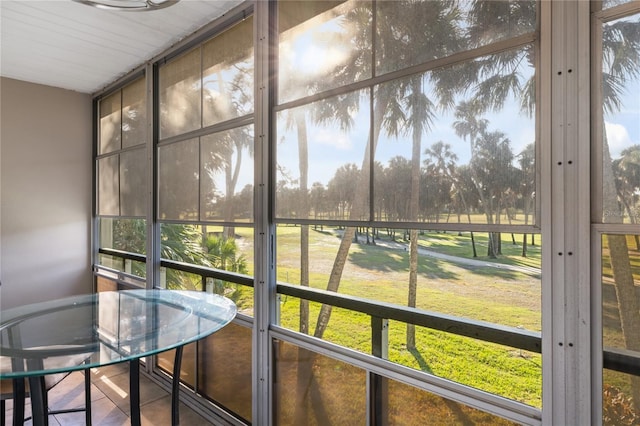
3, 363, 215, 425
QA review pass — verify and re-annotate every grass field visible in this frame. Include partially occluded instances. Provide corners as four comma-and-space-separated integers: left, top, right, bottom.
270, 225, 544, 407
191, 224, 638, 413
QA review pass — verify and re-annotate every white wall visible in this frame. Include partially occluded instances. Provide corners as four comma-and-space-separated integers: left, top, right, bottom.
0, 77, 93, 309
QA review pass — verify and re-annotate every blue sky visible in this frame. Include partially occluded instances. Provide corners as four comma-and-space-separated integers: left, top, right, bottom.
275, 88, 536, 189
605, 78, 640, 159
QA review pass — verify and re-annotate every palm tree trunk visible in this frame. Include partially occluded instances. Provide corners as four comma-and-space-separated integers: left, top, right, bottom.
314, 96, 388, 339
296, 112, 310, 334
406, 78, 423, 350
603, 136, 640, 413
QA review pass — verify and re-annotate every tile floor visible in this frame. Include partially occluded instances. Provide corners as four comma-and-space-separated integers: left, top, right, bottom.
3, 363, 215, 425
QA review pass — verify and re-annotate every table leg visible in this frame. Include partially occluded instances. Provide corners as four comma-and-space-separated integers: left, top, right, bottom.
84, 367, 92, 425
13, 379, 26, 426
11, 378, 25, 426
25, 358, 47, 426
129, 360, 141, 426
171, 346, 184, 426
27, 376, 46, 426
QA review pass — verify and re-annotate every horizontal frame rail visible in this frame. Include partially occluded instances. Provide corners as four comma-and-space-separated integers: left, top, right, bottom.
96, 249, 640, 377
278, 282, 542, 353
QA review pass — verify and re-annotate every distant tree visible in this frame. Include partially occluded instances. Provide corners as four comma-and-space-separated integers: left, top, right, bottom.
310, 182, 329, 220
424, 141, 478, 256
518, 143, 536, 256
327, 164, 361, 220
469, 128, 516, 257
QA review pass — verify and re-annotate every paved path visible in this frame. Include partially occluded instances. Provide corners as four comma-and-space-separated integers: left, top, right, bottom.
358, 235, 541, 277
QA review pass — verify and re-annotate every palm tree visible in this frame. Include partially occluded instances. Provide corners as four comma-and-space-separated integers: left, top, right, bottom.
613, 145, 640, 249
405, 75, 434, 349
597, 10, 640, 413
453, 101, 503, 256
203, 234, 248, 301
202, 64, 254, 238
295, 108, 310, 334
424, 141, 478, 256
161, 223, 210, 290
517, 143, 536, 256
470, 128, 516, 257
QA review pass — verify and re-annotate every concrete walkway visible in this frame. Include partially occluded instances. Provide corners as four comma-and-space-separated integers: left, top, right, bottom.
357, 234, 541, 277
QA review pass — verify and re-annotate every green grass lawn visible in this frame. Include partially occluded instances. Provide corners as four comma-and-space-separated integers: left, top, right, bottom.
199, 224, 637, 411
163, 223, 639, 417
274, 225, 543, 407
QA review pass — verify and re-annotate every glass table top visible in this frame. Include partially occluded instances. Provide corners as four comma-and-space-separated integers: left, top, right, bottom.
0, 290, 237, 378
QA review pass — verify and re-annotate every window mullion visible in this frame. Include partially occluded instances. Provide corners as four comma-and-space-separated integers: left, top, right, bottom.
543, 1, 592, 424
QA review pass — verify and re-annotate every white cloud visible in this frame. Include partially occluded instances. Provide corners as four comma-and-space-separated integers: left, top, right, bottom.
313, 129, 352, 150
605, 121, 633, 159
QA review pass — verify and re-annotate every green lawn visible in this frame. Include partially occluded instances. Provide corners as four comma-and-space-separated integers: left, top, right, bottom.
275, 225, 543, 407
200, 225, 637, 410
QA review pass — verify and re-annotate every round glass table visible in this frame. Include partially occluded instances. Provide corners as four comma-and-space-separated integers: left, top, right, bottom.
0, 289, 237, 426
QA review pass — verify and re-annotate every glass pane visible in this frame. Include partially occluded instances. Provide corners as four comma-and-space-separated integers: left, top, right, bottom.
159, 48, 202, 139
277, 225, 541, 324
96, 276, 118, 292
601, 233, 640, 423
202, 17, 254, 126
278, 1, 372, 104
201, 225, 254, 315
200, 126, 254, 222
120, 147, 146, 217
164, 268, 203, 291
388, 322, 541, 406
97, 254, 146, 279
98, 155, 119, 215
159, 222, 207, 263
198, 323, 252, 423
98, 217, 147, 277
99, 91, 121, 154
386, 377, 520, 425
376, 1, 536, 75
158, 138, 199, 220
277, 224, 542, 404
602, 0, 636, 9
122, 77, 147, 149
276, 90, 371, 220
374, 46, 536, 225
601, 14, 640, 224
99, 218, 147, 254
156, 222, 254, 311
274, 340, 366, 425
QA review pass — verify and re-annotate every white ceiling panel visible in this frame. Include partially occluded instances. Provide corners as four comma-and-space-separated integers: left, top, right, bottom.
0, 0, 243, 94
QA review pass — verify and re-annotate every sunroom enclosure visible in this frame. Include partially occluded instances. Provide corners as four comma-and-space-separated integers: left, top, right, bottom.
93, 1, 640, 425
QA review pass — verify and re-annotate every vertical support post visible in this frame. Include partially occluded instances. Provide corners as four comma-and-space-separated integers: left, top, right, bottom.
543, 1, 591, 424
369, 316, 388, 426
146, 61, 160, 293
253, 1, 276, 424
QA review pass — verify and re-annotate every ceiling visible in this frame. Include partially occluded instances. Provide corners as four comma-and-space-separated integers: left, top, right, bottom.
0, 0, 243, 94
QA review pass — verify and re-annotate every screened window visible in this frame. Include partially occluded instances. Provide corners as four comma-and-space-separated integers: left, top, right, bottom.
96, 77, 148, 276
593, 3, 640, 423
274, 0, 541, 409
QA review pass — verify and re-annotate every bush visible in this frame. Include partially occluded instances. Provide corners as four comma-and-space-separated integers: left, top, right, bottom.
603, 384, 639, 426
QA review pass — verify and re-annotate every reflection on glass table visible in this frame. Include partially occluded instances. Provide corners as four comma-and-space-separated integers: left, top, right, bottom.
0, 289, 237, 426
